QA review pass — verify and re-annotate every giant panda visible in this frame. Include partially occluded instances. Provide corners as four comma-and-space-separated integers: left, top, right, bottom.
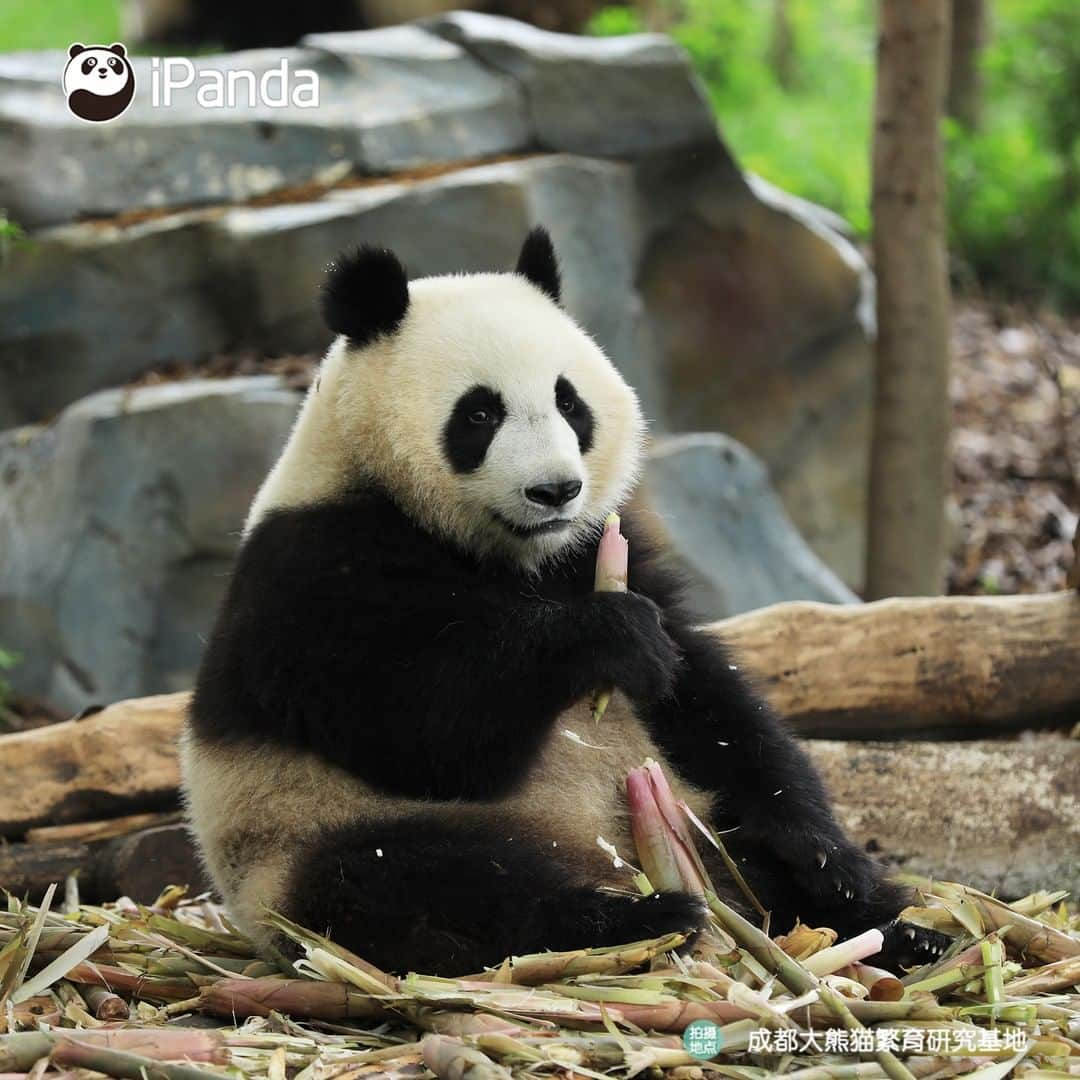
183, 228, 944, 976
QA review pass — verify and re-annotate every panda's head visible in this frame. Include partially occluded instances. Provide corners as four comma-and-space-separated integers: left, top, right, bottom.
252, 228, 645, 569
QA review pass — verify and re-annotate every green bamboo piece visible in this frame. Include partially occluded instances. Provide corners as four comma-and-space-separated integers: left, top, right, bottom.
706, 892, 917, 1080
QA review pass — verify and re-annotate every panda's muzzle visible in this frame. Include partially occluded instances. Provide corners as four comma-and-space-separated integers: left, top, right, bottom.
492, 512, 573, 539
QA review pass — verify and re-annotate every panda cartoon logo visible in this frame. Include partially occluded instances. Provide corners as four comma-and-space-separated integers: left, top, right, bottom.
63, 43, 135, 123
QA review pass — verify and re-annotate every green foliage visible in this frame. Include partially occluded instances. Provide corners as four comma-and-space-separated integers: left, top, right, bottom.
0, 213, 27, 264
590, 0, 1080, 308
946, 0, 1080, 308
590, 1, 876, 232
0, 0, 122, 52
0, 647, 18, 719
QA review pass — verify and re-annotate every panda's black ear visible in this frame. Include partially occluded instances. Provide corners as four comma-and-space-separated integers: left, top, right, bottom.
69, 43, 86, 58
321, 246, 410, 348
109, 43, 127, 57
515, 226, 561, 304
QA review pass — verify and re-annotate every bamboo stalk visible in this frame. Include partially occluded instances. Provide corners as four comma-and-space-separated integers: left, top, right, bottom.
706, 893, 917, 1080
591, 513, 629, 723
421, 1035, 512, 1080
198, 978, 391, 1022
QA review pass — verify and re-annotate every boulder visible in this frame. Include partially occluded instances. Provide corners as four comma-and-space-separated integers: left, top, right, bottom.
0, 211, 224, 429
0, 378, 301, 712
0, 30, 526, 229
0, 14, 716, 231
637, 153, 875, 585
640, 433, 857, 621
1, 155, 659, 424
423, 11, 717, 157
0, 14, 877, 588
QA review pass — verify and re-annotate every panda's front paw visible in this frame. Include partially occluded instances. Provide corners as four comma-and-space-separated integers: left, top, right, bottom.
587, 591, 682, 704
873, 919, 953, 973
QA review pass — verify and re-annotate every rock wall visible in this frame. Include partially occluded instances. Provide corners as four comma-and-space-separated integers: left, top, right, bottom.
0, 13, 873, 709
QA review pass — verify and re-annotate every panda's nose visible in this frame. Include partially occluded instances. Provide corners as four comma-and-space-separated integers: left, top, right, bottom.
525, 480, 582, 508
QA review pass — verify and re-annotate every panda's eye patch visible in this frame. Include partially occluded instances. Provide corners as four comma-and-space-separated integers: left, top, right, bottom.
443, 385, 505, 474
554, 376, 595, 455
108, 56, 122, 71
82, 56, 97, 74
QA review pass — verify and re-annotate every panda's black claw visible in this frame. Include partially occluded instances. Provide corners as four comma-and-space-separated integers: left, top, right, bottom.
873, 918, 954, 973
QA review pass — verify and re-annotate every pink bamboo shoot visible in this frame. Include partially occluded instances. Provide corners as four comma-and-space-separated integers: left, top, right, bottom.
592, 513, 629, 722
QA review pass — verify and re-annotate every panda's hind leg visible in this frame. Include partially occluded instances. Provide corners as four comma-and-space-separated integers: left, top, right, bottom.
282, 816, 704, 976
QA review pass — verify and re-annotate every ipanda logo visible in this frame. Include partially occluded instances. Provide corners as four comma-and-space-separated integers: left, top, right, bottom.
63, 43, 136, 123
63, 42, 319, 123
149, 57, 319, 109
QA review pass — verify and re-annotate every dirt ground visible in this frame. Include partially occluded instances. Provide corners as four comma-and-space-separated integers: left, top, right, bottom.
947, 301, 1080, 594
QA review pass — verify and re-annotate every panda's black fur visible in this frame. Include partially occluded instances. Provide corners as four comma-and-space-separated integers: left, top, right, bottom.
188, 229, 948, 976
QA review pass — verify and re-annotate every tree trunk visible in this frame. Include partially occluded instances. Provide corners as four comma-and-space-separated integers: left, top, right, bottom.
768, 0, 796, 90
947, 0, 987, 129
866, 0, 953, 598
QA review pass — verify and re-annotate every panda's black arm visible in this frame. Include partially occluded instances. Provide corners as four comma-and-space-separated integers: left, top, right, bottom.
616, 516, 839, 832
320, 577, 681, 799
619, 517, 913, 936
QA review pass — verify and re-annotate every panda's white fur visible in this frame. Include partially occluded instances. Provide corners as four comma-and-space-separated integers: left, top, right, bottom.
246, 272, 645, 570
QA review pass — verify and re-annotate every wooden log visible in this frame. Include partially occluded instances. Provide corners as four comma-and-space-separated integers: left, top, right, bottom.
0, 823, 208, 903
25, 811, 179, 845
0, 692, 186, 837
716, 590, 1080, 737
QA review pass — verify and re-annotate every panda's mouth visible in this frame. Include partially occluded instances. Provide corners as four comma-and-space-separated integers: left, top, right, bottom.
492, 512, 573, 539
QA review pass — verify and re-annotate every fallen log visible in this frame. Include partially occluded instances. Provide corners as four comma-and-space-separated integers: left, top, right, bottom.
25, 811, 179, 845
0, 823, 208, 903
0, 692, 186, 837
717, 590, 1080, 737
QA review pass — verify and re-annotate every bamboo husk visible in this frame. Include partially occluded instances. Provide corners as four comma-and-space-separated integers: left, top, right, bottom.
0, 848, 1072, 1080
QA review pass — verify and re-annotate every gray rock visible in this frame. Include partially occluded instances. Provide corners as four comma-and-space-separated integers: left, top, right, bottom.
0, 378, 301, 712
301, 25, 528, 170
424, 11, 716, 157
0, 30, 526, 228
1, 154, 659, 424
0, 211, 225, 429
638, 157, 875, 587
640, 433, 858, 621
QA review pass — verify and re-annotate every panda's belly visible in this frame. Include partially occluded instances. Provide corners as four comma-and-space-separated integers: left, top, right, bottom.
181, 692, 712, 941
504, 692, 714, 884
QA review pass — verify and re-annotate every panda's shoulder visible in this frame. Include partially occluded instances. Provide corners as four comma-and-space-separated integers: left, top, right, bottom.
620, 510, 692, 621
239, 490, 434, 581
